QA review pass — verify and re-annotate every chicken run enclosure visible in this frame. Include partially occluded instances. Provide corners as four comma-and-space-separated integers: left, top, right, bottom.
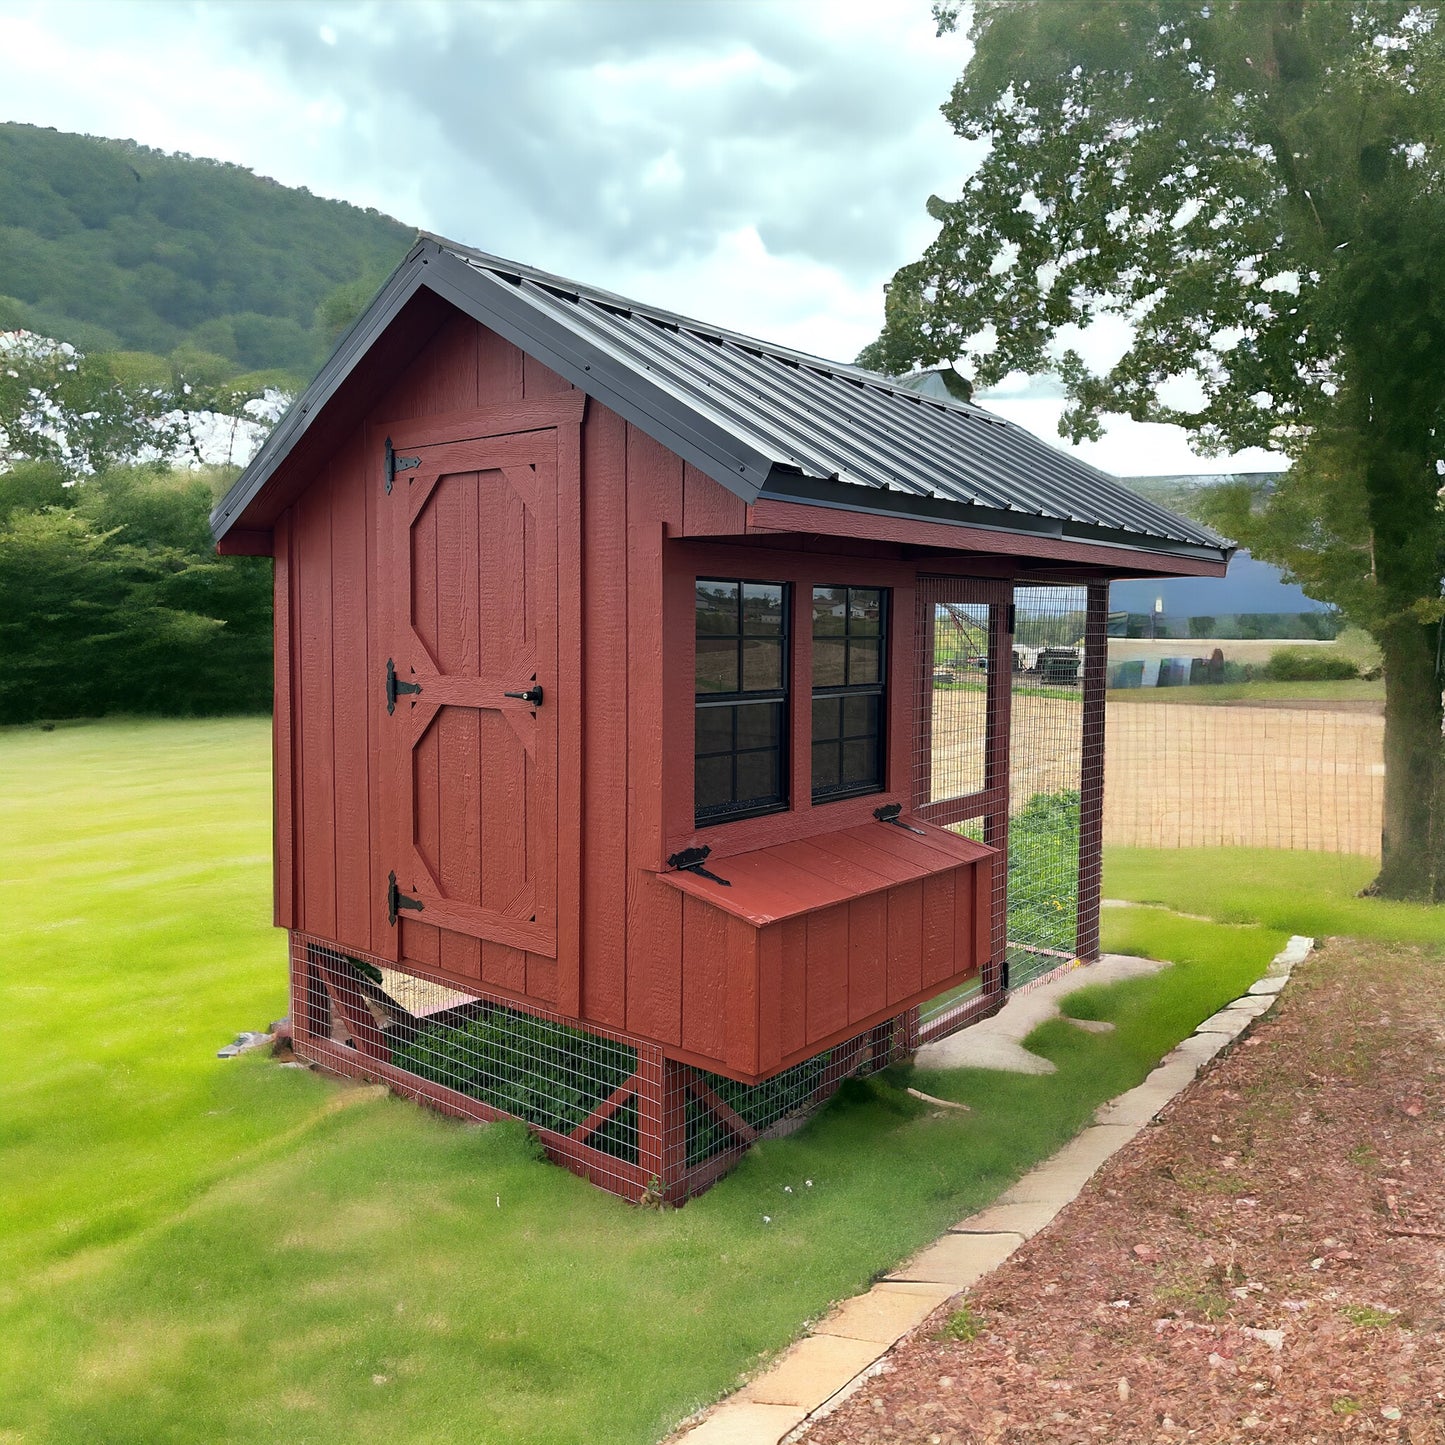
212, 237, 1225, 1202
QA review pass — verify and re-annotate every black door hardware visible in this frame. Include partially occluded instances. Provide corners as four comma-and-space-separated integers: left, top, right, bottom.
504, 683, 544, 706
384, 436, 420, 494
666, 845, 731, 887
387, 870, 425, 926
386, 658, 422, 714
874, 803, 926, 835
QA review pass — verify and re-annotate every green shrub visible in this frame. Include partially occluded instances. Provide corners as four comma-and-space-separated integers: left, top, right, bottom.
1008, 789, 1080, 956
1261, 647, 1358, 682
390, 1007, 638, 1138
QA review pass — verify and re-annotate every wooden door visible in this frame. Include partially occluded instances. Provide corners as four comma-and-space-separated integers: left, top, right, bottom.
384, 426, 560, 961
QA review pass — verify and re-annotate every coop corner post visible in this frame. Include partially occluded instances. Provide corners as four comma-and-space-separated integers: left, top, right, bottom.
1075, 583, 1109, 964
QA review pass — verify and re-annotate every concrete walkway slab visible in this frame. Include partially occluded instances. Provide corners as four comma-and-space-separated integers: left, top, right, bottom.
888, 1230, 1022, 1286
813, 1283, 955, 1345
677, 1402, 808, 1444
737, 1335, 884, 1407
997, 1124, 1139, 1205
951, 1200, 1061, 1239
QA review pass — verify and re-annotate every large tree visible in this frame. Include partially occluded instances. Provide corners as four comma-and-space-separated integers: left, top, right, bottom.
865, 0, 1445, 900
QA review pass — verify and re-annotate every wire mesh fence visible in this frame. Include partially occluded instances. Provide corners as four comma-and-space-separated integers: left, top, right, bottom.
289, 935, 914, 1203
1102, 694, 1384, 855
911, 579, 1106, 1039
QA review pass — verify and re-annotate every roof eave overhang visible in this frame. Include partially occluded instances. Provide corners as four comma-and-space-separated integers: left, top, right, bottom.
755, 473, 1233, 574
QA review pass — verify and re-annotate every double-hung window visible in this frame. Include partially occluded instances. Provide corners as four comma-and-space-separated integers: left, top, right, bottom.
810, 586, 886, 801
694, 580, 788, 825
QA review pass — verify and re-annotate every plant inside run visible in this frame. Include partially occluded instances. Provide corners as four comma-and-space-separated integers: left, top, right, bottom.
694, 579, 788, 824
811, 585, 887, 801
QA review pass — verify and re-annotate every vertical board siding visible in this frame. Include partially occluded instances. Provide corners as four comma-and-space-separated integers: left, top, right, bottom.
846, 893, 888, 1021
523, 354, 574, 397
803, 906, 849, 1040
624, 426, 684, 1045
681, 895, 730, 1062
328, 434, 373, 954
920, 872, 955, 989
680, 462, 748, 537
885, 879, 924, 1003
295, 475, 336, 940
272, 510, 295, 929
580, 404, 629, 1028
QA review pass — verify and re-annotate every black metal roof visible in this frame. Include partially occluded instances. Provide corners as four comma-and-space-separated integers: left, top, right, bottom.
211, 235, 1230, 563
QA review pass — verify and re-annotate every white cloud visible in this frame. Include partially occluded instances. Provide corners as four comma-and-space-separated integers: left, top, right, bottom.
0, 0, 1285, 477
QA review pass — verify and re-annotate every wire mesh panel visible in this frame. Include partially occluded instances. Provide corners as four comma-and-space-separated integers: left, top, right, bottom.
288, 934, 913, 1203
1102, 697, 1384, 855
913, 578, 1011, 1038
1005, 583, 1089, 989
914, 579, 1109, 1040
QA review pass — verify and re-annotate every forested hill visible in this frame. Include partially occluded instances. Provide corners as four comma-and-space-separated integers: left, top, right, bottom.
0, 122, 415, 376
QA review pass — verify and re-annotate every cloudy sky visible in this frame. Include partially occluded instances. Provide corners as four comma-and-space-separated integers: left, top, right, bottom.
1, 0, 1284, 477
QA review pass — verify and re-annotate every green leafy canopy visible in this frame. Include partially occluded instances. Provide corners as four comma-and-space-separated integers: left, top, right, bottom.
868, 0, 1445, 897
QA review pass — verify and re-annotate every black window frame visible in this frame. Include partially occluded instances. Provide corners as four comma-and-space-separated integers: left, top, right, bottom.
693, 578, 791, 827
810, 585, 888, 804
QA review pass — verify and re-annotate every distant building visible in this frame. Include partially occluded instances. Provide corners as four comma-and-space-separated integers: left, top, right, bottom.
1109, 475, 1332, 639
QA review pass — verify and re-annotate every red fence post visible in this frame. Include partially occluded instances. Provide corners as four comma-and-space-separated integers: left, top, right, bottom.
1076, 584, 1109, 962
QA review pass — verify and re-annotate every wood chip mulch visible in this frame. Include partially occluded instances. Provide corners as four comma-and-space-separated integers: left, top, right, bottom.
802, 937, 1445, 1444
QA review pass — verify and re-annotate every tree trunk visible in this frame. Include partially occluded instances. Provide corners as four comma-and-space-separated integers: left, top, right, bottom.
1372, 622, 1444, 900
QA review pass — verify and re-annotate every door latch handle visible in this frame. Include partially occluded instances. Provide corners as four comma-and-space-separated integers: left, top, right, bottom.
504, 685, 544, 706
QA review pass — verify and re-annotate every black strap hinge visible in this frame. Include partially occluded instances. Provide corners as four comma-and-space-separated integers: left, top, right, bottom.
666, 845, 731, 887
874, 803, 926, 835
387, 870, 425, 926
384, 436, 420, 495
386, 658, 422, 715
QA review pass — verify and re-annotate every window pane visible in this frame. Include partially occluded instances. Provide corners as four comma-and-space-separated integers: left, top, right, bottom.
696, 580, 739, 634
812, 586, 848, 635
696, 638, 738, 694
695, 755, 732, 811
842, 739, 879, 787
695, 704, 733, 756
735, 700, 780, 749
812, 695, 840, 743
742, 583, 784, 635
735, 749, 781, 803
811, 740, 840, 791
842, 693, 878, 738
849, 589, 883, 635
741, 638, 782, 691
813, 637, 846, 688
848, 638, 881, 685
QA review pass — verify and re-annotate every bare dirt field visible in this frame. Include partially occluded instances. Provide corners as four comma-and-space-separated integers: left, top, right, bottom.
928, 688, 1384, 858
1104, 702, 1383, 856
803, 936, 1445, 1444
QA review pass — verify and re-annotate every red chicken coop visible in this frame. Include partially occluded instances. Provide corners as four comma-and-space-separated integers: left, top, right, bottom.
211, 235, 1229, 1202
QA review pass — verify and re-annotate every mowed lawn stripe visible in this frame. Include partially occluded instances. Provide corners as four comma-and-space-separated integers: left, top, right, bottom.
2, 717, 1294, 1445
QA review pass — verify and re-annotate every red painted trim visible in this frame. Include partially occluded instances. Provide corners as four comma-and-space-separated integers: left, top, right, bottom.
217, 528, 272, 556
748, 499, 1228, 577
1075, 583, 1109, 962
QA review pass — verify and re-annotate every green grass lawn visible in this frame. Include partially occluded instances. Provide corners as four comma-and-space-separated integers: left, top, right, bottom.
2, 718, 1433, 1445
1106, 678, 1384, 706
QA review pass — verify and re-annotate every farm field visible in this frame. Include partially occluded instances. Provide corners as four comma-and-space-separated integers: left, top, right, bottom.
928, 682, 1385, 858
1, 717, 1309, 1445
